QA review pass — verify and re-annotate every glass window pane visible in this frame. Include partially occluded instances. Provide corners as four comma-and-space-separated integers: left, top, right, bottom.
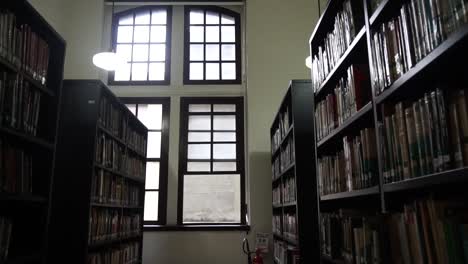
144, 191, 159, 221
152, 10, 167, 24
146, 162, 160, 189
149, 63, 165, 81
206, 63, 220, 80
188, 115, 211, 130
135, 11, 151, 24
213, 115, 236, 130
213, 132, 236, 142
183, 174, 240, 223
221, 14, 235, 24
150, 44, 165, 61
150, 26, 166, 42
116, 44, 132, 63
206, 26, 220, 42
119, 14, 134, 25
189, 104, 211, 112
213, 104, 236, 112
222, 63, 236, 80
213, 162, 236, 171
117, 26, 133, 43
190, 10, 204, 24
187, 162, 210, 172
131, 63, 148, 81
188, 132, 211, 142
221, 45, 235, 61
134, 26, 150, 42
221, 26, 235, 42
189, 63, 204, 80
188, 144, 211, 159
213, 144, 236, 159
206, 11, 220, 24
190, 26, 204, 42
115, 63, 131, 81
190, 44, 204, 61
125, 104, 136, 115
132, 44, 149, 61
147, 131, 162, 158
206, 44, 220, 61
137, 104, 162, 129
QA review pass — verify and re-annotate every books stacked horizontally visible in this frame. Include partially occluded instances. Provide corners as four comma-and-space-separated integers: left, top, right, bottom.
371, 0, 468, 95
88, 241, 140, 264
274, 240, 300, 264
0, 218, 12, 262
381, 87, 468, 184
88, 208, 141, 244
1, 72, 42, 136
273, 186, 281, 206
385, 197, 468, 263
318, 127, 378, 196
0, 11, 50, 86
311, 0, 362, 92
271, 106, 290, 153
283, 212, 297, 241
91, 170, 141, 206
0, 139, 33, 194
320, 211, 381, 264
282, 176, 296, 204
280, 138, 295, 171
315, 65, 370, 141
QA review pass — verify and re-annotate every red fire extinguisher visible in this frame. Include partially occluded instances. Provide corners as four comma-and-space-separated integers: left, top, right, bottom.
252, 249, 263, 264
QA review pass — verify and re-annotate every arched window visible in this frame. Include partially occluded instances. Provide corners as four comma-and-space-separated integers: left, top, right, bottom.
184, 6, 241, 84
110, 6, 172, 85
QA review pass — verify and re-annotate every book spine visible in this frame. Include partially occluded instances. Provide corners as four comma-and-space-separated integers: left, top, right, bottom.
436, 88, 451, 170
405, 107, 420, 177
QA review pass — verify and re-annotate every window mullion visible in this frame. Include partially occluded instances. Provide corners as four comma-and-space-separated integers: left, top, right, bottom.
218, 13, 222, 80
147, 13, 152, 81
129, 13, 136, 81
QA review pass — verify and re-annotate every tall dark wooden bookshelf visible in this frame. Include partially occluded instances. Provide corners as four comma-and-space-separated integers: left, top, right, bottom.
310, 0, 468, 263
47, 80, 147, 264
270, 80, 319, 264
0, 0, 65, 263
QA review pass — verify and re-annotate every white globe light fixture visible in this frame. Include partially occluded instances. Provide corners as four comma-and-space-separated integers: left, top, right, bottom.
92, 52, 126, 71
305, 56, 312, 69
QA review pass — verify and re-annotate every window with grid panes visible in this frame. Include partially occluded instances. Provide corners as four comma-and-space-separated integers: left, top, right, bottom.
184, 7, 241, 84
110, 7, 172, 85
123, 98, 170, 225
178, 97, 245, 224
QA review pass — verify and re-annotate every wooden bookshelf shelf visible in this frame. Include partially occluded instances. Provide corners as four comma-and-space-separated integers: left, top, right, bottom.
0, 127, 54, 150
278, 163, 295, 178
317, 102, 372, 149
282, 201, 297, 208
315, 27, 366, 99
369, 0, 390, 26
22, 73, 55, 97
94, 163, 146, 184
0, 193, 47, 204
98, 125, 126, 146
320, 186, 380, 202
375, 23, 468, 105
383, 167, 468, 193
88, 233, 142, 250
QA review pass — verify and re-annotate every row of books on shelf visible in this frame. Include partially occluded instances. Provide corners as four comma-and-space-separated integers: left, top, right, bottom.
273, 214, 281, 235
0, 217, 12, 262
274, 240, 300, 264
381, 87, 468, 184
315, 65, 370, 141
95, 134, 146, 179
88, 208, 141, 244
271, 106, 291, 153
318, 127, 378, 196
320, 210, 381, 264
272, 158, 280, 181
311, 0, 362, 92
283, 213, 298, 241
126, 128, 146, 156
280, 138, 295, 172
371, 0, 468, 95
91, 169, 141, 207
88, 242, 140, 264
99, 96, 128, 141
0, 139, 32, 194
0, 10, 50, 85
1, 72, 41, 136
272, 176, 297, 206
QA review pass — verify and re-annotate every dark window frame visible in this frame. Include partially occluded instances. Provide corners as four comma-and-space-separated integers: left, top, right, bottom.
183, 6, 242, 85
109, 6, 173, 86
177, 97, 246, 226
120, 97, 171, 225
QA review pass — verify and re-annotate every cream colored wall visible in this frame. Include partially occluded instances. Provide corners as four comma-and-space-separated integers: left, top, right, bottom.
27, 0, 320, 263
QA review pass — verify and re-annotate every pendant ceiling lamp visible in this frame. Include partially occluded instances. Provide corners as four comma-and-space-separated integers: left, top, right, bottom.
92, 1, 126, 71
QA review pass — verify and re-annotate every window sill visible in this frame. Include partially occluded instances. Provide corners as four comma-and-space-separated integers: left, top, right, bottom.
143, 224, 250, 232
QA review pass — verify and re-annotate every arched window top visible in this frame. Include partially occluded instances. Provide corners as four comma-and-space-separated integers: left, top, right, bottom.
184, 6, 242, 84
110, 6, 172, 85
